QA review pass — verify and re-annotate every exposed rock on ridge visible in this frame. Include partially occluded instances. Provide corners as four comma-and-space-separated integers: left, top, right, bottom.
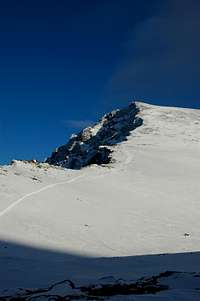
46, 102, 143, 169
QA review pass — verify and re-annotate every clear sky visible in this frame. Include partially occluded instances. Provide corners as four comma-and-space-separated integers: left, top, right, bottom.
0, 0, 200, 164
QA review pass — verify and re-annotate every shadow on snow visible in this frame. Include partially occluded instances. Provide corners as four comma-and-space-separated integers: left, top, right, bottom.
0, 239, 200, 297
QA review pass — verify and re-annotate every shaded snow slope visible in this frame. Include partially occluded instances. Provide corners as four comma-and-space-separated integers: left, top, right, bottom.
0, 102, 200, 300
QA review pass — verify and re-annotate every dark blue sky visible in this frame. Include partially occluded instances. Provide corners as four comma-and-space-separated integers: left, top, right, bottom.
0, 0, 200, 164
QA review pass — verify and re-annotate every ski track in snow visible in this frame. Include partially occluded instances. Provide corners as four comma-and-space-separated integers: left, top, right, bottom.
0, 129, 135, 219
0, 174, 85, 218
123, 144, 133, 166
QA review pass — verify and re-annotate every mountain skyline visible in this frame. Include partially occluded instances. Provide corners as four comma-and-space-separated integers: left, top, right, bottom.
0, 0, 200, 164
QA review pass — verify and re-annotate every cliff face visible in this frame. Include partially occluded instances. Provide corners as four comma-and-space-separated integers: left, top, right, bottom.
46, 102, 143, 169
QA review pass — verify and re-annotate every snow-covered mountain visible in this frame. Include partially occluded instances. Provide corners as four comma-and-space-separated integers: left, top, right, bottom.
0, 101, 200, 300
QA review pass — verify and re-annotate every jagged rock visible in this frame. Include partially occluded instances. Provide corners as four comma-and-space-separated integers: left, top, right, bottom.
46, 102, 143, 169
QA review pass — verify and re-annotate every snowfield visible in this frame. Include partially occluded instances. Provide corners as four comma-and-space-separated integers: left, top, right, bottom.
0, 102, 200, 300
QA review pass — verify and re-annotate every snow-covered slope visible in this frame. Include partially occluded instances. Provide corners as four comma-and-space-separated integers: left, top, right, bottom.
0, 102, 200, 300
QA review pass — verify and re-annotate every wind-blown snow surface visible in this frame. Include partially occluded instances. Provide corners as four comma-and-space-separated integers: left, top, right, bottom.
0, 102, 200, 300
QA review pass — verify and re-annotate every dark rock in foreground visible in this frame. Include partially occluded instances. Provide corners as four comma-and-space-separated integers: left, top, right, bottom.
46, 102, 143, 169
1, 271, 171, 300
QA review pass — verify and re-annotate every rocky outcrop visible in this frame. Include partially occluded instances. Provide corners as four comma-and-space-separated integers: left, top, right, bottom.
46, 102, 143, 169
0, 272, 171, 300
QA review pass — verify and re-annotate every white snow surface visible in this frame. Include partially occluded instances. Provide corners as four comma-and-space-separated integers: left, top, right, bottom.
0, 102, 200, 300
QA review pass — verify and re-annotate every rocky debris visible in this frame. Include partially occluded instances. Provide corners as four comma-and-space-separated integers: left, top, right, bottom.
80, 276, 168, 297
46, 102, 143, 169
0, 168, 8, 176
11, 159, 40, 166
31, 176, 42, 183
184, 232, 190, 237
3, 270, 200, 300
0, 272, 171, 300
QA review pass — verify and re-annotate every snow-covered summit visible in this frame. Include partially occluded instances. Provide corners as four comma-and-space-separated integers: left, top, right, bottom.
46, 102, 143, 169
